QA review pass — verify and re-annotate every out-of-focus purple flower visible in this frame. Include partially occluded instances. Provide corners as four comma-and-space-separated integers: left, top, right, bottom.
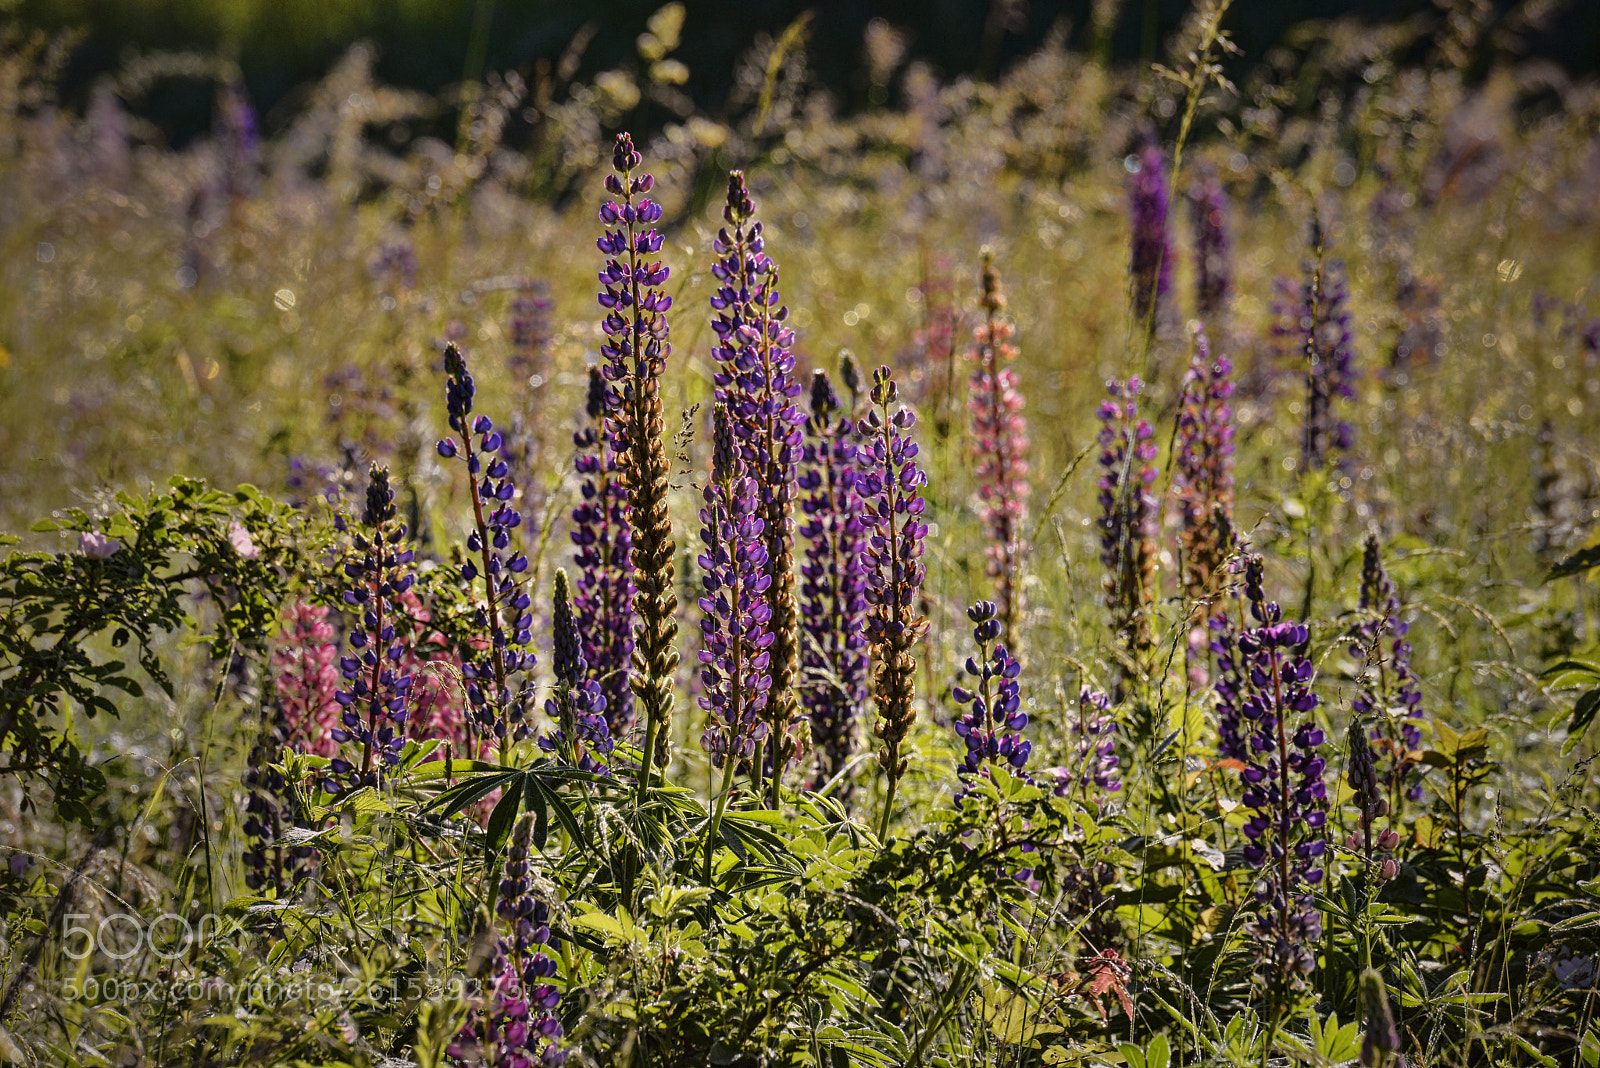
327, 465, 417, 791
708, 170, 806, 791
597, 131, 679, 776
1174, 326, 1236, 606
450, 814, 566, 1065
272, 602, 342, 759
1273, 221, 1357, 470
368, 240, 418, 292
1188, 171, 1232, 328
217, 74, 260, 199
951, 601, 1030, 803
437, 344, 536, 748
1128, 130, 1175, 332
696, 406, 774, 771
1096, 377, 1158, 655
1221, 555, 1328, 1000
1351, 534, 1426, 807
798, 370, 870, 791
968, 252, 1030, 650
857, 366, 930, 822
510, 279, 553, 382
77, 531, 122, 559
570, 367, 636, 739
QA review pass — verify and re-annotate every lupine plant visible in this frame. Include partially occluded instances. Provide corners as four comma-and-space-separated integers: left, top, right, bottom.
1096, 376, 1159, 662
1128, 129, 1176, 340
1173, 326, 1236, 608
1351, 534, 1426, 812
1274, 217, 1358, 471
950, 600, 1029, 802
1189, 169, 1233, 329
967, 251, 1030, 651
797, 369, 870, 791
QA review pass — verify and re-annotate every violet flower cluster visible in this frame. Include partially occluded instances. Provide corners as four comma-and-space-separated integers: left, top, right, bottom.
858, 366, 930, 814
1096, 376, 1159, 655
1174, 327, 1237, 605
438, 344, 536, 746
569, 367, 636, 738
509, 279, 553, 382
449, 815, 565, 1066
951, 601, 1029, 802
271, 601, 342, 758
1224, 555, 1329, 998
696, 406, 774, 771
1273, 223, 1357, 470
797, 370, 870, 789
328, 465, 418, 791
1351, 535, 1426, 806
707, 170, 806, 786
1056, 687, 1121, 807
538, 570, 614, 775
1128, 130, 1175, 332
968, 252, 1030, 650
1188, 172, 1232, 328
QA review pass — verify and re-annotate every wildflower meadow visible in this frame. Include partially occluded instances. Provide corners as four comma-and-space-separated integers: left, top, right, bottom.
2, 1, 1600, 1065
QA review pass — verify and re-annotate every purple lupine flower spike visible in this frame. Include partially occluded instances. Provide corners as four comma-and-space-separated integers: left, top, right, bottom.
437, 343, 536, 749
449, 814, 566, 1065
1056, 687, 1121, 807
1128, 129, 1176, 333
1351, 534, 1426, 808
708, 170, 807, 797
328, 465, 417, 791
968, 252, 1030, 652
858, 366, 931, 836
696, 405, 774, 770
951, 601, 1031, 803
798, 369, 871, 791
1174, 325, 1236, 607
1188, 170, 1232, 329
1219, 555, 1329, 1002
538, 570, 615, 775
570, 367, 636, 737
598, 131, 679, 781
1096, 377, 1159, 658
1273, 216, 1357, 470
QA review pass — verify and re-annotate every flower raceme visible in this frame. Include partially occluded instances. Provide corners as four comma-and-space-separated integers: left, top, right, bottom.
1351, 534, 1426, 809
797, 369, 870, 790
328, 465, 417, 790
968, 252, 1030, 651
538, 569, 615, 775
951, 600, 1029, 802
437, 344, 536, 748
1174, 326, 1237, 606
1096, 377, 1159, 657
695, 406, 774, 772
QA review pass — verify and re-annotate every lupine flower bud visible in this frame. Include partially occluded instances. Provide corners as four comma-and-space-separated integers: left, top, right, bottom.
539, 570, 614, 775
1359, 968, 1404, 1067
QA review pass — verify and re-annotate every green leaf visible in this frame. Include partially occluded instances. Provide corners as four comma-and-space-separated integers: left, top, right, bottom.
720, 822, 749, 864
1570, 688, 1600, 742
485, 778, 524, 853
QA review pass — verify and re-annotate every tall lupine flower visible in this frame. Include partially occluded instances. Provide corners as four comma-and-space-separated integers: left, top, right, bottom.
509, 279, 553, 384
570, 367, 636, 737
708, 171, 806, 797
1273, 218, 1357, 471
1128, 130, 1176, 336
597, 132, 679, 782
1173, 326, 1236, 607
951, 601, 1029, 803
272, 601, 342, 758
858, 366, 931, 837
437, 344, 537, 750
449, 815, 565, 1066
1358, 968, 1404, 1068
798, 371, 871, 790
1224, 555, 1329, 1001
695, 407, 774, 772
1096, 377, 1159, 659
1343, 719, 1401, 886
328, 466, 418, 791
1351, 535, 1426, 808
1188, 170, 1232, 329
539, 570, 614, 775
968, 252, 1030, 651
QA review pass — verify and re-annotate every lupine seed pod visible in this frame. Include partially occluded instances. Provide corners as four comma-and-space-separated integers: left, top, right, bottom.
968, 251, 1030, 652
597, 132, 679, 780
